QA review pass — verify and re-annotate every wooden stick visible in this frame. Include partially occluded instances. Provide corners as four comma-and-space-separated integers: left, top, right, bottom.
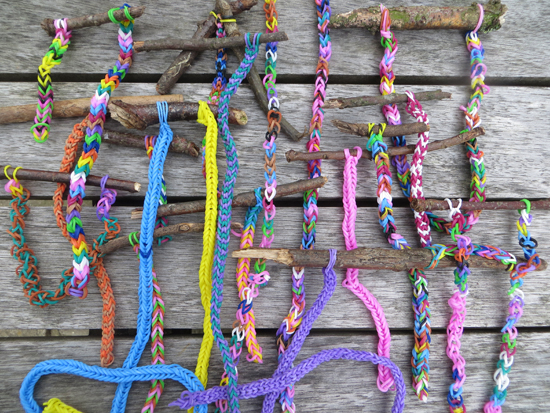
332, 120, 429, 137
411, 198, 550, 213
156, 0, 258, 95
0, 95, 184, 125
135, 32, 289, 53
329, 1, 507, 33
103, 130, 200, 158
109, 101, 247, 130
98, 222, 243, 255
0, 165, 140, 193
41, 6, 146, 36
131, 176, 328, 219
215, 0, 306, 142
286, 128, 484, 162
232, 248, 547, 272
324, 90, 452, 110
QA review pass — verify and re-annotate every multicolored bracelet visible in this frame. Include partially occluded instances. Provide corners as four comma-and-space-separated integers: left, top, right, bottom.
342, 147, 393, 392
209, 32, 261, 413
31, 18, 72, 143
274, 1, 332, 410
484, 200, 541, 413
66, 5, 134, 298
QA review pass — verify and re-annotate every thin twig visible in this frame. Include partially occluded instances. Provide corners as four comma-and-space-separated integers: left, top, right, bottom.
131, 176, 328, 219
156, 0, 258, 95
215, 0, 306, 142
103, 130, 200, 158
135, 32, 288, 53
98, 222, 243, 255
332, 120, 429, 137
0, 95, 184, 125
286, 128, 484, 162
329, 1, 508, 33
41, 6, 146, 36
109, 101, 247, 130
0, 165, 140, 193
232, 248, 547, 272
324, 90, 452, 110
411, 198, 550, 212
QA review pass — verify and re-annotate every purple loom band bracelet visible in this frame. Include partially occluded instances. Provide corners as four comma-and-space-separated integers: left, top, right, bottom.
171, 249, 406, 413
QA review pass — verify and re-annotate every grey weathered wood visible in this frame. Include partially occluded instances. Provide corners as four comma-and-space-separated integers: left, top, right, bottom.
1, 0, 548, 79
1, 333, 548, 412
1, 82, 549, 200
1, 206, 547, 331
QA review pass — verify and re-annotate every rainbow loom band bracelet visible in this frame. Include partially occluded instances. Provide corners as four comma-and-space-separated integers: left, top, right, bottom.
31, 18, 72, 143
174, 250, 407, 413
192, 101, 218, 409
484, 201, 541, 413
66, 5, 134, 299
43, 398, 81, 413
425, 4, 488, 237
215, 188, 264, 413
209, 32, 261, 413
342, 147, 393, 392
273, 1, 332, 410
404, 91, 433, 401
110, 101, 175, 412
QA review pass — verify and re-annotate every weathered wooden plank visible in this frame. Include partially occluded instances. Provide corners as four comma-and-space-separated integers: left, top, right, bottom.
1, 82, 549, 200
1, 206, 547, 330
1, 332, 548, 412
2, 0, 548, 79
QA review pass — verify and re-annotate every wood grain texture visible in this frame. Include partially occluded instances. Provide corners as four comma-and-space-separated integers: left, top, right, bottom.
2, 0, 548, 78
1, 333, 549, 412
1, 206, 547, 331
1, 82, 549, 200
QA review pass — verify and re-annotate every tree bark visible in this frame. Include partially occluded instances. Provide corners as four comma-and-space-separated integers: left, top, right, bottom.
324, 90, 451, 110
103, 130, 200, 158
412, 198, 550, 212
131, 176, 328, 219
232, 247, 546, 272
332, 120, 429, 137
41, 6, 146, 36
109, 101, 247, 130
0, 165, 140, 193
286, 128, 484, 162
329, 1, 508, 33
135, 32, 288, 53
0, 95, 183, 125
156, 0, 258, 95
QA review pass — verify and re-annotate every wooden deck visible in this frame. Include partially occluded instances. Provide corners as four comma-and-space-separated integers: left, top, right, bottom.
1, 0, 549, 411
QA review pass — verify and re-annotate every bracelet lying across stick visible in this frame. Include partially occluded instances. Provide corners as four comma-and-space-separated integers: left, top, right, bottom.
131, 176, 328, 219
41, 6, 146, 36
286, 128, 484, 162
324, 90, 452, 110
232, 248, 547, 272
0, 95, 184, 125
156, 0, 258, 95
98, 222, 243, 255
104, 130, 200, 158
0, 166, 140, 193
412, 198, 550, 212
333, 120, 429, 137
134, 32, 289, 53
328, 1, 508, 33
109, 100, 247, 130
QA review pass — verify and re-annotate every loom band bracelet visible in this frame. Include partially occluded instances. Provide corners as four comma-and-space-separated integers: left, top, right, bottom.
108, 4, 134, 24
172, 348, 406, 413
19, 360, 207, 413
